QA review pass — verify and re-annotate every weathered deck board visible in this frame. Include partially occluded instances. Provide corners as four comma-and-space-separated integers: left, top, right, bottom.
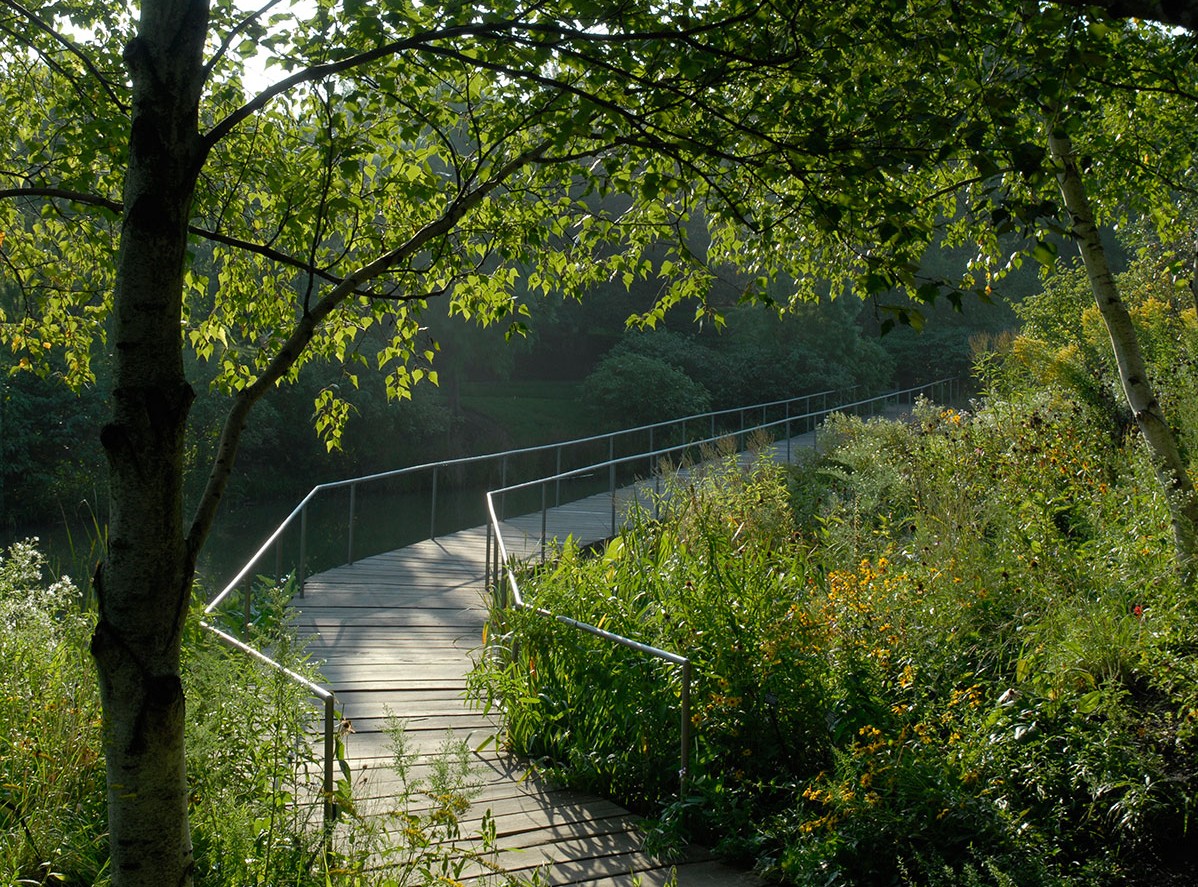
288, 433, 827, 886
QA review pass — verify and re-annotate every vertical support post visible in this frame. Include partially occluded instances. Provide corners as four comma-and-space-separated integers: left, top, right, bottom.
322, 692, 337, 845
555, 446, 562, 507
648, 425, 655, 512
541, 481, 548, 564
500, 455, 508, 521
680, 658, 691, 799
485, 515, 493, 597
298, 503, 308, 598
430, 466, 439, 541
609, 437, 617, 537
347, 482, 357, 565
785, 401, 792, 463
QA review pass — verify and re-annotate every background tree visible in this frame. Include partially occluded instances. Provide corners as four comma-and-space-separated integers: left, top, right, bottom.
0, 1, 927, 883
729, 0, 1198, 568
7, 0, 1198, 881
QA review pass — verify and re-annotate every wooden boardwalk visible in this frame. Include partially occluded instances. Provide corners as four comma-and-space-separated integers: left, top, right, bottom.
292, 436, 824, 886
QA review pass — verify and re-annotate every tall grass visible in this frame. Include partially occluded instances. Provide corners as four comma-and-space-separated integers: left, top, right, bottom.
0, 541, 107, 885
1, 551, 531, 886
472, 393, 1198, 885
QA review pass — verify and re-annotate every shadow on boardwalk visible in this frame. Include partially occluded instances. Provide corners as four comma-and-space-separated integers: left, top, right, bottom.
295, 525, 758, 887
292, 429, 849, 886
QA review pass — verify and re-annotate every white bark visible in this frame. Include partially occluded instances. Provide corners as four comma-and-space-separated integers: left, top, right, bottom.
1048, 126, 1198, 571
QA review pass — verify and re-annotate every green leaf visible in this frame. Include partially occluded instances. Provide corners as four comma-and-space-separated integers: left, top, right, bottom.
1031, 240, 1058, 267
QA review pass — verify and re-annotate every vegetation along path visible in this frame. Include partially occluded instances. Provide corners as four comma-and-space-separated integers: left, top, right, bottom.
290, 396, 923, 885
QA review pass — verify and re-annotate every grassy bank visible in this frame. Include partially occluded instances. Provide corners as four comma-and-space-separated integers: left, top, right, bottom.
471, 390, 1198, 886
459, 380, 593, 449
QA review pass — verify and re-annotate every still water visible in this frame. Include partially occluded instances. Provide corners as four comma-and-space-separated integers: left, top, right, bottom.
11, 468, 611, 600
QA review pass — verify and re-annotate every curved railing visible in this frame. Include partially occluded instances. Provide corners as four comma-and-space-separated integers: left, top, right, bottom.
204, 377, 962, 826
482, 377, 960, 799
206, 387, 848, 613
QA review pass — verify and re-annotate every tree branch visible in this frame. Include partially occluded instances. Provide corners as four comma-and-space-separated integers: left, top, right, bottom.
186, 139, 550, 555
0, 0, 128, 109
1052, 0, 1198, 30
204, 0, 288, 80
0, 185, 412, 298
202, 20, 527, 149
0, 185, 122, 213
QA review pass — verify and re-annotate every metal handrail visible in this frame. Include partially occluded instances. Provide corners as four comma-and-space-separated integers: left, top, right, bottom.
201, 377, 960, 830
199, 621, 338, 832
487, 377, 959, 565
205, 387, 842, 614
196, 385, 852, 839
482, 377, 960, 800
486, 489, 695, 794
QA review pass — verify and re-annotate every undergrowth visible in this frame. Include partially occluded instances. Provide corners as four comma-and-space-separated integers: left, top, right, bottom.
1, 547, 532, 886
471, 390, 1198, 885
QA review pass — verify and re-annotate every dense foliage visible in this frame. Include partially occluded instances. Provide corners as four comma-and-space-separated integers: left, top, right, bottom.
581, 300, 905, 428
0, 548, 505, 885
0, 542, 106, 884
474, 359, 1198, 884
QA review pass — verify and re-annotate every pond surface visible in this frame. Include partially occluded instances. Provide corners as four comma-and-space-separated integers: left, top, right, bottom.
6, 468, 612, 601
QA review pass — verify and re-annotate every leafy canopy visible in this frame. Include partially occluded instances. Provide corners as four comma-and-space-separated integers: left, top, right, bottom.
3, 0, 1197, 435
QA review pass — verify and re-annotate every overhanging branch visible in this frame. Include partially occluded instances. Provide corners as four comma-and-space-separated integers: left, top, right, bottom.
0, 0, 128, 109
185, 139, 550, 556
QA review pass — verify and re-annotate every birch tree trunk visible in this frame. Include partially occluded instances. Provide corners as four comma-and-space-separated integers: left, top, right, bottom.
1048, 126, 1198, 572
90, 1, 209, 883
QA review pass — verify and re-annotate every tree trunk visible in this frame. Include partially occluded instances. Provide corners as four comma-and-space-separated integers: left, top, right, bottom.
1048, 126, 1198, 572
91, 1, 209, 884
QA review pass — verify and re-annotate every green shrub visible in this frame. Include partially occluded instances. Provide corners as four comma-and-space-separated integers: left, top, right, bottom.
581, 350, 711, 428
475, 391, 1198, 885
0, 540, 107, 886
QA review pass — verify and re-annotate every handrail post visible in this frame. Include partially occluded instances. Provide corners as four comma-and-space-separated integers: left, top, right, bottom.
680, 658, 691, 798
609, 437, 617, 537
430, 465, 439, 541
785, 401, 791, 463
541, 480, 548, 563
500, 455, 508, 521
486, 517, 495, 596
555, 446, 562, 507
298, 503, 308, 598
323, 692, 337, 844
347, 482, 357, 565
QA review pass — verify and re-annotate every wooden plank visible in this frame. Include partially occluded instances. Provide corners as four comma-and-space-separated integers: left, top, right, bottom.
285, 452, 766, 887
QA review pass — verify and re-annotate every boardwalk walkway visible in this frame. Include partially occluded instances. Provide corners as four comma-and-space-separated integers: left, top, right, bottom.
287, 393, 935, 885
292, 452, 809, 886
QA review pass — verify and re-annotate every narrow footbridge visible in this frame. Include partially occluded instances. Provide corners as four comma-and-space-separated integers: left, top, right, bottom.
203, 380, 958, 886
